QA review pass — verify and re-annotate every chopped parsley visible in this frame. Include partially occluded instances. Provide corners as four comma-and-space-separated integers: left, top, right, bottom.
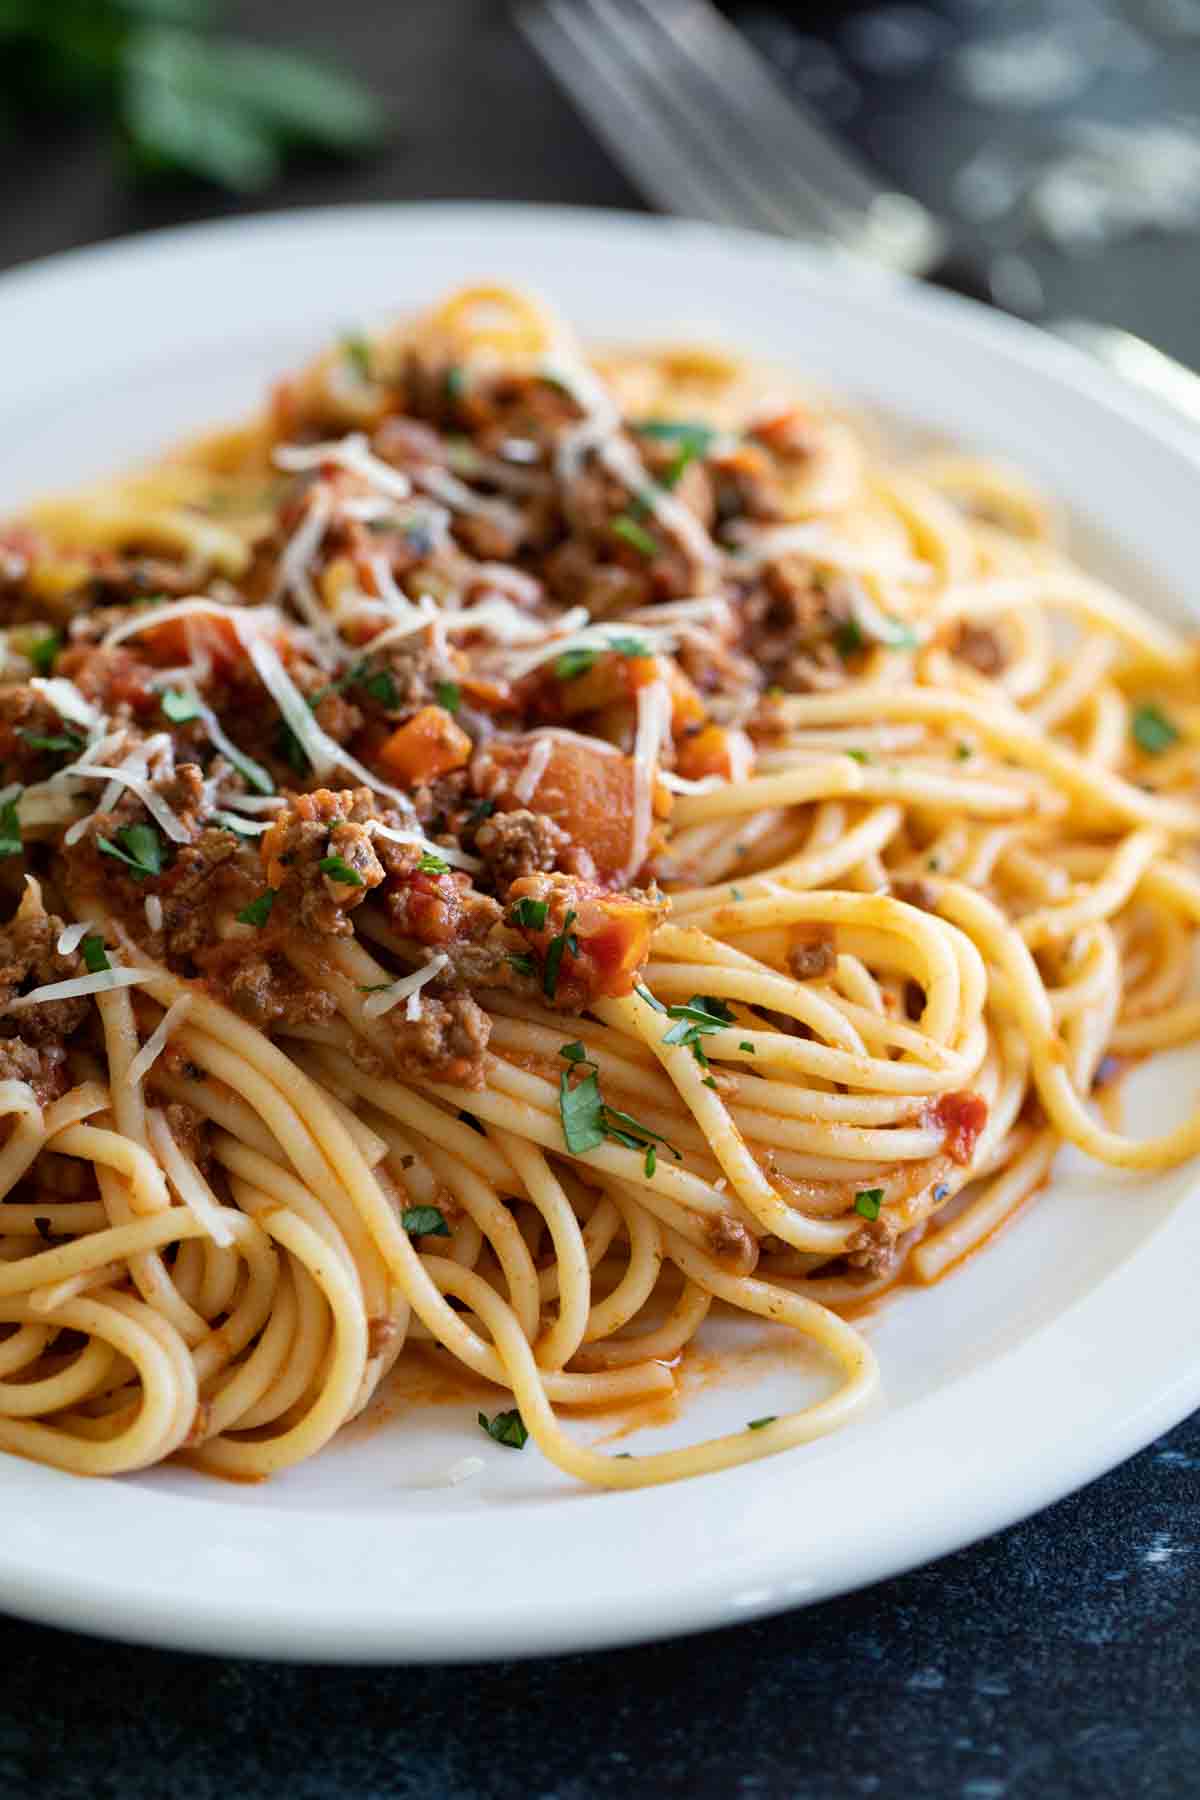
542, 908, 578, 1000
634, 419, 717, 457
833, 618, 864, 659
555, 646, 597, 681
81, 936, 111, 974
96, 822, 166, 882
28, 632, 61, 676
1132, 702, 1179, 756
434, 679, 461, 714
478, 1408, 529, 1450
662, 995, 735, 1067
276, 720, 310, 774
416, 850, 450, 875
445, 365, 467, 400
318, 853, 364, 886
955, 741, 973, 761
557, 1041, 682, 1171
611, 513, 658, 557
511, 896, 549, 930
854, 1188, 884, 1221
341, 331, 372, 382
401, 1206, 450, 1238
730, 886, 744, 901
634, 981, 667, 1014
845, 748, 871, 764
747, 1415, 777, 1431
237, 889, 276, 928
16, 728, 84, 755
360, 667, 400, 709
160, 688, 201, 724
0, 791, 21, 859
662, 442, 698, 489
607, 634, 650, 658
507, 951, 535, 977
468, 798, 495, 825
739, 1040, 755, 1054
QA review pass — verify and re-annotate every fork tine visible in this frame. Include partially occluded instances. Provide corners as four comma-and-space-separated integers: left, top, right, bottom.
577, 0, 832, 239
517, 0, 755, 229
615, 0, 943, 270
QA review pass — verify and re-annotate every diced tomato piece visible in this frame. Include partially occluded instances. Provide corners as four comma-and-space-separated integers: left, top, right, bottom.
483, 735, 661, 879
376, 706, 472, 783
931, 1091, 989, 1165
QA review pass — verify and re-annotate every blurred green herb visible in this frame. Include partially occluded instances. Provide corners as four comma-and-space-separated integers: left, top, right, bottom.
0, 1, 385, 193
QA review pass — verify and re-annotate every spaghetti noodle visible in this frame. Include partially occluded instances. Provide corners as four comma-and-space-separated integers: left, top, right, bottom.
0, 282, 1195, 1488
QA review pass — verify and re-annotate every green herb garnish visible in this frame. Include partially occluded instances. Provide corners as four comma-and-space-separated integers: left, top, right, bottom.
833, 618, 864, 659
16, 728, 84, 755
607, 634, 650, 659
96, 822, 166, 882
401, 1206, 450, 1238
612, 513, 658, 557
747, 1416, 777, 1431
555, 646, 597, 681
81, 936, 111, 974
507, 951, 536, 977
341, 331, 371, 382
160, 688, 201, 724
557, 1041, 682, 1169
416, 851, 450, 875
468, 798, 495, 824
1132, 702, 1179, 756
318, 854, 364, 886
542, 909, 578, 999
435, 679, 461, 714
845, 748, 871, 764
28, 633, 61, 676
276, 721, 310, 775
854, 1188, 884, 1221
634, 981, 667, 1014
445, 365, 467, 400
511, 896, 549, 931
478, 1408, 528, 1450
0, 792, 22, 860
634, 420, 717, 457
237, 889, 276, 928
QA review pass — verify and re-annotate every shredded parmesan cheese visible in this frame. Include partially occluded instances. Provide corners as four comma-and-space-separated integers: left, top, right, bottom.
367, 821, 480, 873
128, 996, 192, 1087
144, 895, 163, 932
56, 921, 95, 955
145, 1107, 234, 1248
274, 433, 414, 501
30, 678, 103, 730
66, 764, 191, 843
625, 680, 672, 883
511, 735, 554, 805
8, 967, 152, 1010
361, 953, 450, 1020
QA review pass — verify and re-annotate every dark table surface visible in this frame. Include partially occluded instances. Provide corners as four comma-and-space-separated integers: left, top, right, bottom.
3, 3, 1198, 1795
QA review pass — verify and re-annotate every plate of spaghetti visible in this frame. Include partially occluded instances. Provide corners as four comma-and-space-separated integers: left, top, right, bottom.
0, 204, 1198, 1661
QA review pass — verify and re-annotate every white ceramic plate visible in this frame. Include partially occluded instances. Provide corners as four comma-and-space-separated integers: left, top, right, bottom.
1, 205, 1198, 1663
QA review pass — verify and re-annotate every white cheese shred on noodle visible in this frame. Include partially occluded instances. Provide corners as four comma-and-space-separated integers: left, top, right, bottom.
144, 895, 163, 932
8, 968, 152, 1010
29, 678, 103, 730
273, 434, 414, 501
625, 679, 671, 883
55, 920, 94, 956
361, 952, 450, 1020
367, 821, 480, 873
128, 996, 193, 1088
66, 764, 190, 843
512, 735, 553, 805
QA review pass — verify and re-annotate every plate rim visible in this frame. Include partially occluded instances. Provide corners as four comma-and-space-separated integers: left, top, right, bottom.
0, 200, 1197, 1664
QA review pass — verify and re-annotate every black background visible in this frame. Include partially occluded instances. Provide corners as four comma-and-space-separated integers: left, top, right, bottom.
3, 4, 1199, 1795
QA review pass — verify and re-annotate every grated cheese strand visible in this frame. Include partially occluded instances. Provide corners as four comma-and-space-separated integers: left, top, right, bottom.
128, 996, 193, 1088
361, 953, 450, 1020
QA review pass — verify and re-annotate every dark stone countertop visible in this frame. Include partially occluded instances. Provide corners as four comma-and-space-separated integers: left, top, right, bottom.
1, 4, 1197, 1794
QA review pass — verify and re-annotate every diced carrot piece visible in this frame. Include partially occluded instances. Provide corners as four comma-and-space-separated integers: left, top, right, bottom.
376, 706, 472, 783
676, 724, 753, 783
663, 660, 706, 733
557, 651, 658, 717
578, 895, 659, 995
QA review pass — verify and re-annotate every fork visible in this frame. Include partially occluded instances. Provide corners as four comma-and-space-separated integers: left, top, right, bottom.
517, 0, 1200, 420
